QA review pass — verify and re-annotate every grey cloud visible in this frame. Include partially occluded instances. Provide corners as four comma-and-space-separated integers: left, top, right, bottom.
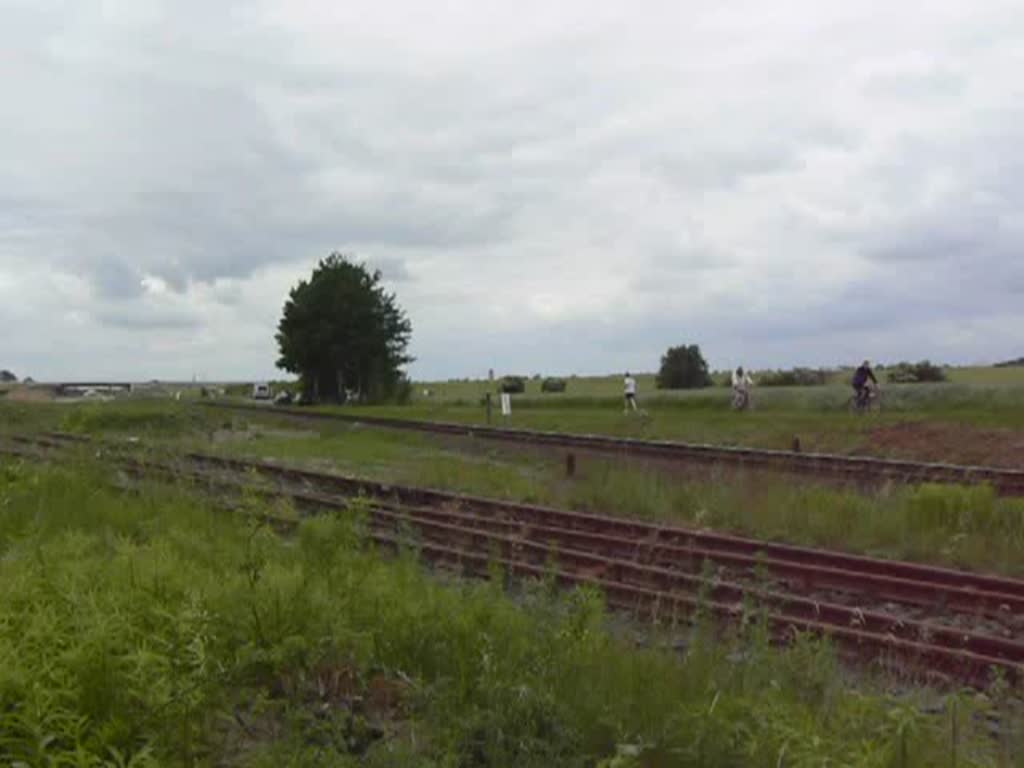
2, 1, 1024, 380
94, 306, 201, 331
859, 206, 1009, 264
89, 260, 145, 299
368, 257, 414, 283
863, 68, 966, 101
628, 244, 736, 296
652, 122, 856, 190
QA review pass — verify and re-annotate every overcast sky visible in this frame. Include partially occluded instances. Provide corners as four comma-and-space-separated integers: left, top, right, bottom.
2, 0, 1022, 382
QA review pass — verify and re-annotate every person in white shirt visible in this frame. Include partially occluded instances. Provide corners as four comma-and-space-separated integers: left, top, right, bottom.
731, 366, 753, 410
623, 372, 638, 413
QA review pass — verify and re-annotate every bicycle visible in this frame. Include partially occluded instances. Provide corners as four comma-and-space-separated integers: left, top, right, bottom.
847, 385, 882, 414
732, 388, 752, 411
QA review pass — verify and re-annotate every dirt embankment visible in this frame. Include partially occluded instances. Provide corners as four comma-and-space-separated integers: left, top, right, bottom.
865, 422, 1024, 469
2, 385, 57, 403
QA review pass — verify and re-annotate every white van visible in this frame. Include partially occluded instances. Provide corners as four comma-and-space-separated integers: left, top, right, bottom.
252, 383, 272, 400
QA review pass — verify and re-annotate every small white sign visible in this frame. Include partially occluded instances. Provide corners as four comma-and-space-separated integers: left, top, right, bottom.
500, 392, 512, 416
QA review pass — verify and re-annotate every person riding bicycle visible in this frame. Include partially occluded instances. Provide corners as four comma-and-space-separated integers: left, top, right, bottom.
732, 366, 753, 410
851, 360, 878, 408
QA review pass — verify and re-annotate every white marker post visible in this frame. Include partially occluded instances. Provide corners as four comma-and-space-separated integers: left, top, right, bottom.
500, 392, 512, 418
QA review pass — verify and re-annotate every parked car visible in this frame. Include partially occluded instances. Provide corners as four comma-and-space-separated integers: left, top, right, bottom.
252, 383, 272, 400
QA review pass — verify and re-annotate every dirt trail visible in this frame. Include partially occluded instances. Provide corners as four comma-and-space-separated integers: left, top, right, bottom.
864, 422, 1024, 469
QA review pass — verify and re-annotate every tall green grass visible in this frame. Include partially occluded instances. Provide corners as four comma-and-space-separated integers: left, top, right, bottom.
2, 458, 1020, 765
58, 401, 217, 438
0, 400, 222, 441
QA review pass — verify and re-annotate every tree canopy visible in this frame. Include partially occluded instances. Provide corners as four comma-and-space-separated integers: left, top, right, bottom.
276, 254, 412, 403
656, 344, 712, 389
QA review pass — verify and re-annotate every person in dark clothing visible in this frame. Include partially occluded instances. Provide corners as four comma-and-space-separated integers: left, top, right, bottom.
851, 360, 878, 407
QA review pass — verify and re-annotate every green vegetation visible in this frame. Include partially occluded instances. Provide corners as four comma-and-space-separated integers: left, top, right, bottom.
945, 366, 1024, 387
59, 400, 217, 437
541, 377, 568, 393
756, 368, 829, 387
1, 458, 1021, 766
886, 361, 948, 384
499, 376, 526, 394
7, 396, 1024, 576
345, 386, 1024, 451
206, 422, 1024, 576
276, 253, 413, 403
656, 344, 712, 390
414, 365, 1024, 403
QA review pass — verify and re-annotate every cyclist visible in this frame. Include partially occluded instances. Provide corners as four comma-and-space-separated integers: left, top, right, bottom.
852, 360, 878, 409
731, 366, 753, 410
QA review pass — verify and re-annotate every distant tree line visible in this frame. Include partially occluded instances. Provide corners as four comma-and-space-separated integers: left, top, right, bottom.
499, 376, 526, 394
656, 345, 712, 389
886, 360, 948, 383
497, 376, 568, 394
755, 368, 829, 387
995, 357, 1024, 368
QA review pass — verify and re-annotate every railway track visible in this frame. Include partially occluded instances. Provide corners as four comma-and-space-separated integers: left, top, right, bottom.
200, 401, 1024, 496
5, 431, 1024, 688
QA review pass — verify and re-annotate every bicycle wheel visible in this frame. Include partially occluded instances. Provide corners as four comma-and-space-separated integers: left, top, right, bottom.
868, 390, 883, 414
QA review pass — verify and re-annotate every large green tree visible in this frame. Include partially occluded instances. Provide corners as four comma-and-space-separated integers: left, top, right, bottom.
276, 253, 413, 403
656, 344, 712, 389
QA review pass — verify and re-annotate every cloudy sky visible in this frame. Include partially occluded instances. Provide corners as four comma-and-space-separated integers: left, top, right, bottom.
2, 0, 1022, 381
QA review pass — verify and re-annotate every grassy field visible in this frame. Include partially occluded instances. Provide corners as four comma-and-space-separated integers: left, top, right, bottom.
339, 391, 1024, 462
308, 367, 1024, 468
415, 365, 1024, 403
2, 449, 1023, 765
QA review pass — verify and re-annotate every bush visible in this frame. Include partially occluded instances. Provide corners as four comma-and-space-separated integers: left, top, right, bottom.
541, 378, 567, 393
499, 376, 526, 394
382, 375, 414, 404
713, 372, 732, 387
886, 360, 948, 384
656, 344, 711, 390
758, 368, 829, 387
